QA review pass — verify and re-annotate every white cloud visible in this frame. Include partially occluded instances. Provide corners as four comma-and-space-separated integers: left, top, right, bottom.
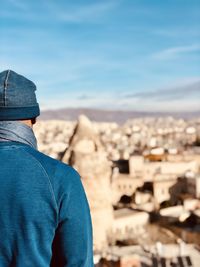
152, 44, 200, 60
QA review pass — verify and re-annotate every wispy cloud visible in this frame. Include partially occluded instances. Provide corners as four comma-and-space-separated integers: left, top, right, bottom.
76, 94, 95, 100
152, 28, 200, 38
48, 1, 119, 23
152, 44, 200, 60
116, 98, 200, 112
7, 0, 28, 10
1, 1, 118, 23
40, 88, 200, 112
40, 91, 118, 110
124, 80, 200, 102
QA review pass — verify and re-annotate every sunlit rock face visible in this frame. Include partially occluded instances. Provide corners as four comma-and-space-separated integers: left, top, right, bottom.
62, 115, 114, 250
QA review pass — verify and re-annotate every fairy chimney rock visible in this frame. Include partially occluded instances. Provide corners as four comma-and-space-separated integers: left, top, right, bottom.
62, 115, 114, 250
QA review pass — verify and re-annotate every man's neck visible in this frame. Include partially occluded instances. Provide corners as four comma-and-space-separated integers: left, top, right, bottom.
19, 120, 33, 128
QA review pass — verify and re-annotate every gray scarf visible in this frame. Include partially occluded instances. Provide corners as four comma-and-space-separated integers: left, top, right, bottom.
0, 121, 37, 150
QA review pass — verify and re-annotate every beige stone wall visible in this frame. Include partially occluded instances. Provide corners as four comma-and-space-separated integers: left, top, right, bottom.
129, 156, 199, 182
186, 176, 200, 199
110, 209, 149, 242
153, 176, 177, 204
111, 174, 143, 204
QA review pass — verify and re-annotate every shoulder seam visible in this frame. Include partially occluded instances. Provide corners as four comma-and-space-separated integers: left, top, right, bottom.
20, 148, 59, 215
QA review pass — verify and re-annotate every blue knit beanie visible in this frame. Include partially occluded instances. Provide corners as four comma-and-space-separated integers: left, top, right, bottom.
0, 70, 40, 120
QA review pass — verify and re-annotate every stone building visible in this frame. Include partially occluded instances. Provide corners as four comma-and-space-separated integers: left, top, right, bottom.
111, 174, 143, 204
109, 208, 149, 245
186, 173, 200, 199
129, 156, 198, 182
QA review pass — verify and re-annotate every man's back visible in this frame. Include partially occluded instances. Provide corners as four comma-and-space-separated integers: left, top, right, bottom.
0, 141, 94, 267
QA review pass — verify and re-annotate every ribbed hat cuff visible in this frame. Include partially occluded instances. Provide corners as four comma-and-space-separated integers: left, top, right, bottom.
0, 105, 40, 120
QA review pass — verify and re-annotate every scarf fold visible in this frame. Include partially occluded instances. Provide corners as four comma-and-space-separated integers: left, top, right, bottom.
0, 121, 37, 150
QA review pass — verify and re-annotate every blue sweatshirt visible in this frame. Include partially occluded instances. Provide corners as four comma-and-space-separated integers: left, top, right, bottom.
0, 141, 94, 267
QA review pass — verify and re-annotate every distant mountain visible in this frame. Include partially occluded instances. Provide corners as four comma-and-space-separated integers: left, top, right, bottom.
39, 108, 200, 124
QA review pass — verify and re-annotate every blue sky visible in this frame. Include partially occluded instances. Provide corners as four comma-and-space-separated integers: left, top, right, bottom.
1, 0, 200, 112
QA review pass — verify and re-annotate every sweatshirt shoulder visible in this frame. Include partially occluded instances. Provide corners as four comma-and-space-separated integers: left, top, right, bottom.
21, 146, 81, 194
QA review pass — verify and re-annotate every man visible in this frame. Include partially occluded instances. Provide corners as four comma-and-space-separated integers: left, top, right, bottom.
0, 70, 94, 267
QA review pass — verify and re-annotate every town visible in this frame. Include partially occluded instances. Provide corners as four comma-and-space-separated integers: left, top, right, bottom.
35, 115, 200, 267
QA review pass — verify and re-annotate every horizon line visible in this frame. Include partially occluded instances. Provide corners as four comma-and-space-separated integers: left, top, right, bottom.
40, 106, 200, 114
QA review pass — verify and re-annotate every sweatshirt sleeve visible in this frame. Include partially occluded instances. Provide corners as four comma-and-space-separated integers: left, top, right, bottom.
50, 166, 94, 267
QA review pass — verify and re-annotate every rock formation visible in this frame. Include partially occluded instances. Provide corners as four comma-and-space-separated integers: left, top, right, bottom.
62, 115, 114, 250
